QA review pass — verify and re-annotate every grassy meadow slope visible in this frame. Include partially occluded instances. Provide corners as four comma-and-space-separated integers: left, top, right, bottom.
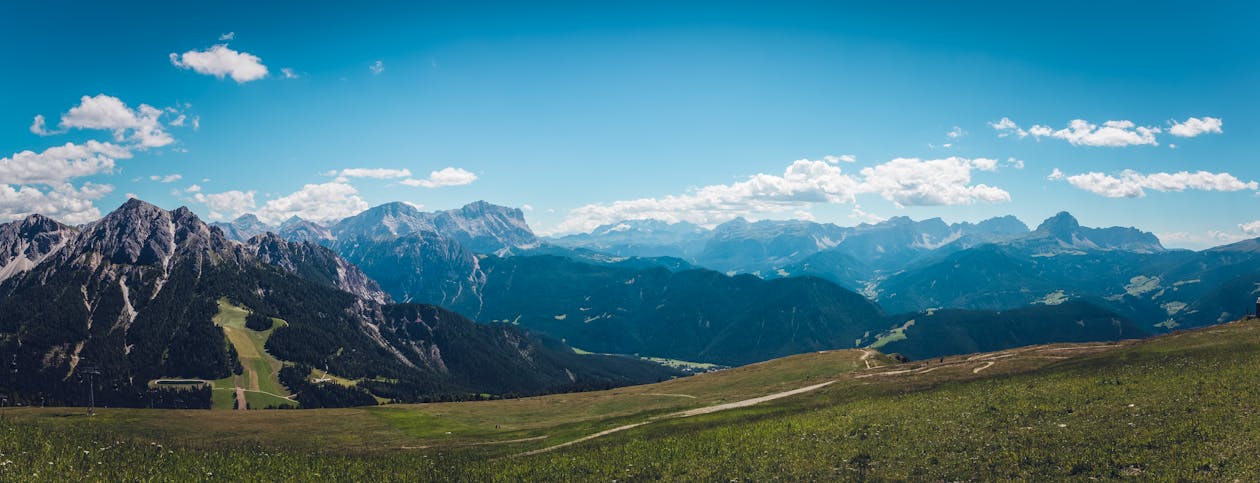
3, 318, 1260, 480
207, 299, 295, 409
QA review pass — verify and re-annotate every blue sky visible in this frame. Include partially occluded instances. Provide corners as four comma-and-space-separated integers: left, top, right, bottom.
2, 1, 1258, 247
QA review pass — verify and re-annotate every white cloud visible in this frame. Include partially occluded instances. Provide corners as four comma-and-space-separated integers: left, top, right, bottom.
256, 181, 368, 224
188, 181, 369, 223
1052, 169, 1258, 198
29, 114, 59, 136
170, 44, 268, 83
989, 117, 1025, 138
992, 117, 1163, 147
859, 157, 1009, 207
281, 67, 299, 79
336, 168, 412, 179
149, 174, 182, 183
219, 32, 235, 41
1159, 229, 1252, 248
549, 156, 1009, 234
823, 154, 856, 164
4, 94, 181, 223
849, 204, 886, 224
550, 158, 860, 234
0, 141, 129, 185
369, 60, 384, 75
1168, 116, 1223, 138
56, 94, 175, 148
947, 126, 966, 139
521, 204, 534, 212
0, 182, 113, 225
1239, 221, 1260, 236
401, 167, 478, 188
191, 190, 256, 220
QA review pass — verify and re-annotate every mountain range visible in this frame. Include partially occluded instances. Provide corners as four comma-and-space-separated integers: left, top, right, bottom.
207, 201, 1164, 363
7, 196, 1260, 409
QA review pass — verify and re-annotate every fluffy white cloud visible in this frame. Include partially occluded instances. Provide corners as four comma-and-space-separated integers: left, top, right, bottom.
56, 94, 175, 148
29, 114, 57, 136
336, 168, 413, 179
281, 67, 299, 79
256, 181, 368, 224
859, 157, 1009, 207
947, 126, 966, 139
170, 44, 268, 83
370, 60, 384, 75
189, 181, 369, 223
1168, 116, 1223, 137
825, 154, 856, 163
149, 174, 182, 183
849, 204, 887, 224
550, 156, 1009, 234
1239, 221, 1260, 236
191, 190, 256, 220
992, 117, 1166, 147
0, 182, 113, 225
0, 141, 129, 185
1159, 230, 1251, 248
219, 32, 235, 41
989, 117, 1023, 137
550, 158, 860, 234
1052, 169, 1258, 198
401, 167, 478, 188
3, 94, 180, 223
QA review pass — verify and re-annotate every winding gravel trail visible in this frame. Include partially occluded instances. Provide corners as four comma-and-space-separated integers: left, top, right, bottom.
518, 380, 837, 456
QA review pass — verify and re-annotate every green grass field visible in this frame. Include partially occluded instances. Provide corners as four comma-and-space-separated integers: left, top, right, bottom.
5, 319, 1260, 480
208, 299, 295, 409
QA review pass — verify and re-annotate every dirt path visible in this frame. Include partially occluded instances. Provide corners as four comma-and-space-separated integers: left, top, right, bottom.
518, 422, 650, 456
860, 349, 876, 369
401, 435, 549, 451
518, 380, 836, 456
972, 361, 995, 374
235, 387, 247, 410
644, 393, 697, 399
240, 388, 297, 401
672, 381, 835, 417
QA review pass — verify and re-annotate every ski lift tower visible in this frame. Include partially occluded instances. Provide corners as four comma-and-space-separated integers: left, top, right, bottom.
80, 366, 102, 416
2, 353, 14, 420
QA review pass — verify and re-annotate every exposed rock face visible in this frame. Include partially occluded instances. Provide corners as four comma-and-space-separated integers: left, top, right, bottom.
330, 202, 435, 240
431, 201, 539, 254
245, 232, 390, 304
1021, 211, 1164, 254
209, 201, 538, 307
278, 216, 335, 244
0, 214, 75, 283
212, 214, 270, 242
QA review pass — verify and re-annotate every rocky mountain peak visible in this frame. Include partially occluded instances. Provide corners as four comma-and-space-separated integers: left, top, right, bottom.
1034, 211, 1081, 237
974, 215, 1030, 235
77, 199, 233, 267
0, 214, 76, 283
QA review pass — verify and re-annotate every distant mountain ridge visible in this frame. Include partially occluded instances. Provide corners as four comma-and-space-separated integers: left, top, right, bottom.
215, 201, 539, 254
